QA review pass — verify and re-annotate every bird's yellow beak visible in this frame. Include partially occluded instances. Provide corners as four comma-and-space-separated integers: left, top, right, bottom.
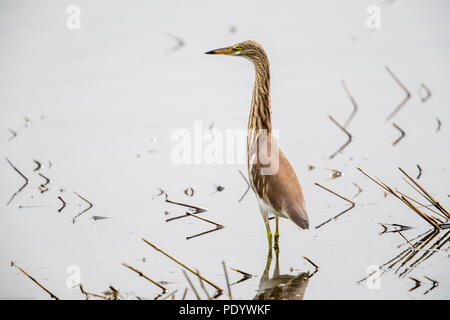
205, 46, 235, 55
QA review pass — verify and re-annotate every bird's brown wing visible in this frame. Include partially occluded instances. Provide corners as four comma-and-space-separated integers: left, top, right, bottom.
249, 134, 309, 229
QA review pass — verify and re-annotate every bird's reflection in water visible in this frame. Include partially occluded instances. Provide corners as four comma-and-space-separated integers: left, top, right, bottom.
254, 250, 318, 300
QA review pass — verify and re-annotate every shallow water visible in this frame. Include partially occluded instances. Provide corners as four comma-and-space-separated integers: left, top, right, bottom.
0, 0, 449, 299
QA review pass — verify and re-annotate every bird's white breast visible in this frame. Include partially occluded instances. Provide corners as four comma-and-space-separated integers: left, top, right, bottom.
256, 195, 289, 219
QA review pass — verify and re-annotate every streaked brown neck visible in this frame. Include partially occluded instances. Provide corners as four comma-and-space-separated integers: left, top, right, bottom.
247, 54, 272, 149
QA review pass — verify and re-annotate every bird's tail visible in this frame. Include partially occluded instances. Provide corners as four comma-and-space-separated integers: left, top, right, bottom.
288, 202, 309, 230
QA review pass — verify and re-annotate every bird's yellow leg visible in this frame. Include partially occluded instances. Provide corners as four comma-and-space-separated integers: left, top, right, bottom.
274, 216, 280, 253
261, 210, 273, 259
273, 246, 280, 277
266, 224, 273, 259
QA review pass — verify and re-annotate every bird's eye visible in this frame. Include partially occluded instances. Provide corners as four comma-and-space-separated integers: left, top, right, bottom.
233, 44, 244, 50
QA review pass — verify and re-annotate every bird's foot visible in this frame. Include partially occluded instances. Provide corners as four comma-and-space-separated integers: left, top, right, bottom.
274, 232, 280, 252
266, 231, 273, 260
267, 230, 273, 248
274, 243, 280, 253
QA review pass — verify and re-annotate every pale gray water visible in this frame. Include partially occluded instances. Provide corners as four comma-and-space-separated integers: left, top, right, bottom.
0, 0, 449, 299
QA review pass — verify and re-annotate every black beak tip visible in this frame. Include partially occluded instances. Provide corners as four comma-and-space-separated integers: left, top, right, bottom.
205, 50, 215, 55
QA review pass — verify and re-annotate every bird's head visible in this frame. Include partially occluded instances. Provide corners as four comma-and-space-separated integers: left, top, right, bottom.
205, 40, 266, 61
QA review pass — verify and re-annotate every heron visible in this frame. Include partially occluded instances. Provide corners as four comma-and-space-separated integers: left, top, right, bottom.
206, 40, 309, 255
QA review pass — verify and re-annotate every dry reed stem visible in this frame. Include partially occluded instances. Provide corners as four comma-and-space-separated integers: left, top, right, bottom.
165, 194, 207, 211
57, 196, 66, 213
392, 123, 405, 146
72, 191, 93, 223
141, 238, 223, 296
196, 269, 211, 299
8, 129, 17, 141
6, 158, 29, 205
398, 167, 449, 218
352, 182, 363, 199
182, 287, 188, 300
182, 270, 201, 300
396, 191, 448, 222
328, 115, 352, 159
33, 159, 41, 172
238, 170, 250, 202
408, 277, 421, 292
394, 227, 414, 249
186, 226, 224, 240
341, 80, 359, 128
185, 211, 223, 227
416, 164, 422, 180
385, 66, 411, 121
78, 284, 107, 300
122, 263, 167, 292
436, 118, 441, 132
166, 33, 185, 54
423, 276, 438, 295
303, 256, 319, 278
229, 267, 253, 286
11, 261, 58, 300
161, 290, 178, 300
357, 168, 442, 229
314, 183, 355, 229
419, 83, 432, 103
222, 261, 232, 300
38, 172, 51, 186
